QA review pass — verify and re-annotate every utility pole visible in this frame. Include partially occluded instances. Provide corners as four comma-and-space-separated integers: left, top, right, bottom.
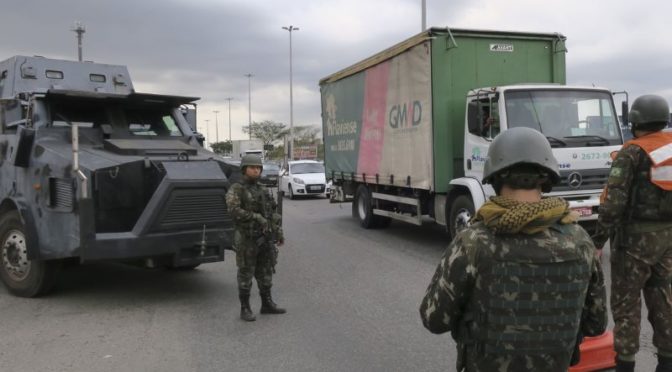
225, 97, 233, 142
421, 0, 427, 31
282, 25, 299, 161
213, 110, 220, 143
244, 73, 253, 140
71, 21, 86, 61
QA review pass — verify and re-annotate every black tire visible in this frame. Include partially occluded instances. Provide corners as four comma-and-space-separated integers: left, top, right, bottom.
352, 185, 390, 229
288, 184, 296, 200
448, 195, 475, 239
0, 211, 59, 297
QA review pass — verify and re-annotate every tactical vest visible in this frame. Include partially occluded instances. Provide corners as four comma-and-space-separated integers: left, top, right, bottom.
236, 182, 270, 237
464, 230, 590, 361
624, 132, 672, 220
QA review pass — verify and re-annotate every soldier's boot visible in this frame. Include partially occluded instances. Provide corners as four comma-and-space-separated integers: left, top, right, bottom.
656, 354, 672, 372
260, 289, 286, 314
239, 294, 256, 322
615, 357, 635, 372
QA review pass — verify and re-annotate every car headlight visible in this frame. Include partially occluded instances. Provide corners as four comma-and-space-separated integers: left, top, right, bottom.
293, 177, 305, 184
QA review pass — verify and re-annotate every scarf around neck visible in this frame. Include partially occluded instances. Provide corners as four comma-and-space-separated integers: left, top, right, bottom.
473, 196, 579, 234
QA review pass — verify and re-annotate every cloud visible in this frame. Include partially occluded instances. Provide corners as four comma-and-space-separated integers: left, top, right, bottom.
2, 0, 670, 141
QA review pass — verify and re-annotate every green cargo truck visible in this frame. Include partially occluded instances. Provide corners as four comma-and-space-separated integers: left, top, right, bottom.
320, 28, 624, 237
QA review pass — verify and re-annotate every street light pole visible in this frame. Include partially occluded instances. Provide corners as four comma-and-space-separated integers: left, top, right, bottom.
71, 21, 86, 61
213, 110, 220, 143
282, 25, 299, 160
225, 97, 233, 142
204, 119, 210, 150
244, 73, 254, 140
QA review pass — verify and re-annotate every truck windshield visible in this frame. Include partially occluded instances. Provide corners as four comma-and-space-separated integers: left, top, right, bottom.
48, 97, 183, 137
504, 90, 622, 147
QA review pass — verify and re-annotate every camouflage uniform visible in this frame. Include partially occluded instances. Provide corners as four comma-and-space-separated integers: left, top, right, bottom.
594, 143, 672, 357
225, 179, 283, 301
420, 217, 607, 372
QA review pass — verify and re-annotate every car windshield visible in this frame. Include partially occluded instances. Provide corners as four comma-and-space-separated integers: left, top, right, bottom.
291, 163, 324, 174
504, 90, 622, 147
262, 164, 280, 176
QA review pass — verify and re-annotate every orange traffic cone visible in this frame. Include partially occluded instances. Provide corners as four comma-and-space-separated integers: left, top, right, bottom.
569, 331, 616, 372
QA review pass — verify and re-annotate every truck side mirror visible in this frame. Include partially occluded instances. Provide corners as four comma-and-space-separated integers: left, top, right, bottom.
621, 101, 629, 127
467, 101, 483, 135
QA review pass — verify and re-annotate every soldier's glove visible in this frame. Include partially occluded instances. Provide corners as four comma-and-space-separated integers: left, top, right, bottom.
253, 213, 270, 233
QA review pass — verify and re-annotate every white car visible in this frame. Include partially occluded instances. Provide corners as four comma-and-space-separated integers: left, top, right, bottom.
280, 160, 330, 199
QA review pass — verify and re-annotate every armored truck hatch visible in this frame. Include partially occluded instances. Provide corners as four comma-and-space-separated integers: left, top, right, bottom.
0, 56, 234, 297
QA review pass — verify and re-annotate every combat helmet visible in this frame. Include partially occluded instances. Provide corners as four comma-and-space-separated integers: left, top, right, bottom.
240, 154, 263, 174
629, 94, 670, 131
482, 127, 560, 193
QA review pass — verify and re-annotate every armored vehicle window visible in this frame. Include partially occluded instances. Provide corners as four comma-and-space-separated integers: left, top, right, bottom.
50, 98, 106, 128
125, 108, 183, 137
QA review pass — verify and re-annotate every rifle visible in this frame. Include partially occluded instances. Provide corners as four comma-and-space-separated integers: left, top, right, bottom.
254, 187, 283, 271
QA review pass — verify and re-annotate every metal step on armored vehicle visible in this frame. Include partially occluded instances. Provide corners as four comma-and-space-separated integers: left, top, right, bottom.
0, 56, 235, 297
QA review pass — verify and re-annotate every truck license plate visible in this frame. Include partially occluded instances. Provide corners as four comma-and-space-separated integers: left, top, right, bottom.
573, 207, 592, 217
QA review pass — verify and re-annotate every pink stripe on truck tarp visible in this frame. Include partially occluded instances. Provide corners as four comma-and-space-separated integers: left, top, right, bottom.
357, 61, 390, 176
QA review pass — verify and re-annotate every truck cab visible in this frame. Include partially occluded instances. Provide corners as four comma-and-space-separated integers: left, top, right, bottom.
462, 85, 623, 231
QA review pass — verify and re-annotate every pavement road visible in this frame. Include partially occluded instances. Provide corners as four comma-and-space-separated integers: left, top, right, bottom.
0, 196, 659, 371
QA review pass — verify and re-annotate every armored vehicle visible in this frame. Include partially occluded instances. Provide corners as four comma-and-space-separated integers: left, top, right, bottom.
0, 56, 233, 297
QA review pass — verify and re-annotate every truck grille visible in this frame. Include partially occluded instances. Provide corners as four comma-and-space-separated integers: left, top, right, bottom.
49, 178, 74, 210
158, 189, 230, 229
555, 169, 609, 192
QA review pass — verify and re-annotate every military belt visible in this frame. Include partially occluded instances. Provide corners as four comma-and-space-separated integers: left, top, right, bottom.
492, 282, 585, 293
483, 343, 570, 355
491, 264, 589, 277
487, 313, 580, 326
489, 297, 584, 310
488, 329, 576, 342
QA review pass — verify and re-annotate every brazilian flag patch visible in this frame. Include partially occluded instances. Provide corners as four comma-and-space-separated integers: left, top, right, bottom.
609, 167, 623, 179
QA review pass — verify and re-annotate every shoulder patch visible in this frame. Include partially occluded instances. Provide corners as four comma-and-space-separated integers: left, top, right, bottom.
609, 167, 623, 178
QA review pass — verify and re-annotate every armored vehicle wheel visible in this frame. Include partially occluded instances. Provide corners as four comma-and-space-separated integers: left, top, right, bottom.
0, 211, 58, 297
448, 195, 474, 239
288, 185, 296, 200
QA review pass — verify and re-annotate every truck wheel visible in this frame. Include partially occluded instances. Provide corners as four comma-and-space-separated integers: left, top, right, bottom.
288, 185, 296, 200
448, 195, 474, 239
0, 211, 58, 297
352, 185, 389, 229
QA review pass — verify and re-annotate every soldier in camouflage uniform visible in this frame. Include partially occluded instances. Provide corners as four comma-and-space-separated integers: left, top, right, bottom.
593, 95, 672, 372
420, 127, 607, 372
225, 154, 286, 322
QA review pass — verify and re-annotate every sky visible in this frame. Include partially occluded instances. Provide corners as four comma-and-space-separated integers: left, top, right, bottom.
1, 0, 670, 143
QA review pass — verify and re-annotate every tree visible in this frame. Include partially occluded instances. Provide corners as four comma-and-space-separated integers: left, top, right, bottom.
242, 120, 286, 147
210, 140, 232, 155
278, 125, 321, 146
